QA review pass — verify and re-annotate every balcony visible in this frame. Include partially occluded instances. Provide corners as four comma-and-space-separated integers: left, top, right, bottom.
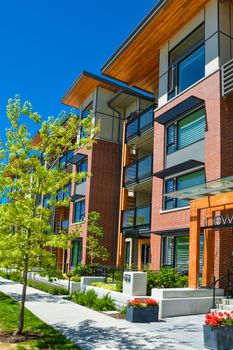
121, 205, 151, 236
125, 106, 154, 143
124, 154, 153, 187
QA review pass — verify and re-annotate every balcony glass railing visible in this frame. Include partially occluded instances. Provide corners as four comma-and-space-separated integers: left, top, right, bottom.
124, 154, 152, 186
126, 106, 154, 142
122, 205, 151, 229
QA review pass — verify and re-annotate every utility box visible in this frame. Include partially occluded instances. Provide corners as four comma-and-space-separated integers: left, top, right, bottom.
123, 271, 147, 296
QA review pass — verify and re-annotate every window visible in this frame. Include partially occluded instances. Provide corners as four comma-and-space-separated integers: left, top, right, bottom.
168, 24, 205, 99
164, 169, 205, 210
74, 200, 85, 223
167, 108, 205, 154
162, 234, 204, 273
43, 195, 50, 208
71, 240, 82, 267
141, 244, 151, 266
77, 160, 88, 183
59, 150, 74, 169
80, 102, 93, 138
57, 183, 71, 201
125, 241, 131, 267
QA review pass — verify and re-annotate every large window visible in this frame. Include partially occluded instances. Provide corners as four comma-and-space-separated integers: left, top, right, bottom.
162, 234, 204, 273
80, 102, 93, 139
168, 24, 205, 99
74, 200, 85, 223
77, 159, 88, 184
167, 108, 206, 154
164, 169, 205, 210
71, 240, 82, 267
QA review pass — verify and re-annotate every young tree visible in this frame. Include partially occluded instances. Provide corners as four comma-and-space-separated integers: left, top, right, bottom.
86, 211, 109, 265
0, 96, 95, 336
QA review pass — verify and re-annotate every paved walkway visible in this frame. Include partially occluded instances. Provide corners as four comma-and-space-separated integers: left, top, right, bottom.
0, 277, 205, 349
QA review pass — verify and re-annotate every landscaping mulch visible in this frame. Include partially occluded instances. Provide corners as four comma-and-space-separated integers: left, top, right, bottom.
0, 331, 41, 344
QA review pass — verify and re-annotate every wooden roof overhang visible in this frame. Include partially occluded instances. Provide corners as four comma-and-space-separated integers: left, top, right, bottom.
61, 71, 153, 109
101, 0, 210, 94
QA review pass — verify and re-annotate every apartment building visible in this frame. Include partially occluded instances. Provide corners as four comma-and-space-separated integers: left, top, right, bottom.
49, 71, 153, 271
46, 0, 233, 288
99, 0, 233, 287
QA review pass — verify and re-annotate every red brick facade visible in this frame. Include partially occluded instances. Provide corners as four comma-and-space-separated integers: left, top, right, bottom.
151, 71, 222, 270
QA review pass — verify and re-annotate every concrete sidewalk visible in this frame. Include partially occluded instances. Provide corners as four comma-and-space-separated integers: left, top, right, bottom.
0, 277, 205, 349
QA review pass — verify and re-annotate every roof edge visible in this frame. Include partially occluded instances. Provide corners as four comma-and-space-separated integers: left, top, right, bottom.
61, 70, 154, 106
101, 0, 169, 73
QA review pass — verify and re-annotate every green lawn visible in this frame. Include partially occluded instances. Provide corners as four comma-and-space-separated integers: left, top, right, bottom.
0, 292, 79, 350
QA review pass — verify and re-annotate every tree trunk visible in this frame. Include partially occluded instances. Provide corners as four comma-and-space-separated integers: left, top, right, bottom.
13, 256, 29, 336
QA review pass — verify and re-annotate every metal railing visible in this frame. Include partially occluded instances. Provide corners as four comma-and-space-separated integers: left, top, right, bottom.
126, 106, 154, 142
222, 59, 233, 96
208, 269, 233, 309
124, 154, 153, 186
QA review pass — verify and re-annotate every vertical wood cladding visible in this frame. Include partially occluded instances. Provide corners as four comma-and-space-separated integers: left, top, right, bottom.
88, 139, 122, 265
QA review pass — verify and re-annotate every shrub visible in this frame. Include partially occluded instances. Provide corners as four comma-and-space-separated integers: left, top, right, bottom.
116, 280, 123, 292
94, 294, 116, 311
72, 289, 98, 307
91, 282, 117, 291
72, 265, 93, 277
70, 289, 115, 311
119, 305, 127, 318
70, 275, 81, 282
0, 270, 23, 283
147, 268, 188, 294
27, 280, 68, 295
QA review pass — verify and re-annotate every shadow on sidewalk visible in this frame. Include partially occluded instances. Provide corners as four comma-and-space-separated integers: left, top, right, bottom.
53, 319, 190, 350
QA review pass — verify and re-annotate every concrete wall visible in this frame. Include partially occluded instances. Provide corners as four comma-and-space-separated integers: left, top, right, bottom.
166, 140, 205, 168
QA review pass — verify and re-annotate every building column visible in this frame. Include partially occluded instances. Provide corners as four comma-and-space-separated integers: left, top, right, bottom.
202, 209, 215, 287
188, 207, 201, 288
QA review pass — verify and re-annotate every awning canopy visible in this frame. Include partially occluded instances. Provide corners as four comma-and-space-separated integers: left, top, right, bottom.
154, 160, 204, 179
155, 96, 204, 125
163, 175, 233, 200
69, 153, 87, 165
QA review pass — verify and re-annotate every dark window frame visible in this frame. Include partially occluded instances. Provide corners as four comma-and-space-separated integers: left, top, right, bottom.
166, 107, 206, 155
74, 199, 85, 223
164, 169, 206, 210
168, 23, 205, 99
77, 159, 88, 184
80, 102, 93, 139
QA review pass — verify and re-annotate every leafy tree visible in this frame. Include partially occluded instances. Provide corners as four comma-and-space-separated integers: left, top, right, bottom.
86, 211, 109, 265
0, 96, 95, 336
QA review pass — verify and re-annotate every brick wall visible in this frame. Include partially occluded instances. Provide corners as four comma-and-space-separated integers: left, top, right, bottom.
151, 71, 222, 270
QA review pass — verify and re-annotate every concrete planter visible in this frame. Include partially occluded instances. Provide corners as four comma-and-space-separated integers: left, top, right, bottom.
203, 324, 233, 350
126, 306, 159, 323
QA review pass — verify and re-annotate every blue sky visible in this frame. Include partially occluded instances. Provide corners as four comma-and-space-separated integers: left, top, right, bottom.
0, 0, 156, 140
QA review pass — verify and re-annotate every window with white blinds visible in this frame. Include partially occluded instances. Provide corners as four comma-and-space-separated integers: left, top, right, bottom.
178, 108, 205, 149
166, 107, 206, 154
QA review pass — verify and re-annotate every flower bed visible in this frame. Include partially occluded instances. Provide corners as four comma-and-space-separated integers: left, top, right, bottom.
204, 311, 233, 350
126, 298, 159, 323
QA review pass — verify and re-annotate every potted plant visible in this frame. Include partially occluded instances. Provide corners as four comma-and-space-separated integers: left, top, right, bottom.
125, 298, 159, 323
204, 311, 233, 350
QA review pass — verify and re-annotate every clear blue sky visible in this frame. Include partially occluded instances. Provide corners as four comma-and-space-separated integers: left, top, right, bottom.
0, 0, 156, 139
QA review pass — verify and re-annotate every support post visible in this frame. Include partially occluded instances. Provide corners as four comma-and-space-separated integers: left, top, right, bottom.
188, 207, 201, 288
202, 209, 215, 287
